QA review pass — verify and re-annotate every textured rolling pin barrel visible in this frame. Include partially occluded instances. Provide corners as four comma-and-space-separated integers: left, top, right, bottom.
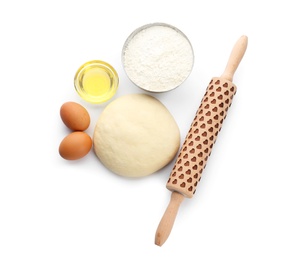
167, 77, 236, 197
155, 35, 248, 246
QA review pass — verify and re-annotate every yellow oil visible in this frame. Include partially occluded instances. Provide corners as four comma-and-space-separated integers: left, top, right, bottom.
74, 60, 119, 104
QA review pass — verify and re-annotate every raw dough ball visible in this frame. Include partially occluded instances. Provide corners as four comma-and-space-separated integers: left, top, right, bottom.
93, 94, 180, 177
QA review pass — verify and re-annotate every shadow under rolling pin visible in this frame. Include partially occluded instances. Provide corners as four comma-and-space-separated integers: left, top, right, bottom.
155, 35, 248, 246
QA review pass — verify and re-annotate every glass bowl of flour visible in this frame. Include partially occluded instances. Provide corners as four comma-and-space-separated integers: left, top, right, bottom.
122, 23, 194, 93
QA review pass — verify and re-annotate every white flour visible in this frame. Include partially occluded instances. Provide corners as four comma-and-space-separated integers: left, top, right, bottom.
123, 24, 194, 92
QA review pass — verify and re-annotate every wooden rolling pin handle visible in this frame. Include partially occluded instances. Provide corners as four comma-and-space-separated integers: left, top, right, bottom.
155, 191, 184, 246
221, 35, 248, 81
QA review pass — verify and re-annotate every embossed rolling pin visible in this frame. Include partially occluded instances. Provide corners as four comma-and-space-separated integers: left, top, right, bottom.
155, 35, 248, 246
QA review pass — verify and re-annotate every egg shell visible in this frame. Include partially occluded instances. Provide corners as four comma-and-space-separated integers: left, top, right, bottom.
60, 101, 90, 131
59, 131, 92, 160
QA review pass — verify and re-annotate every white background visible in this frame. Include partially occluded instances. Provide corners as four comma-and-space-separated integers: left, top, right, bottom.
0, 1, 292, 259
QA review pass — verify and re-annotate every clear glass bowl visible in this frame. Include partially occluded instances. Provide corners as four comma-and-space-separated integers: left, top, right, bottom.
122, 23, 194, 93
74, 60, 119, 104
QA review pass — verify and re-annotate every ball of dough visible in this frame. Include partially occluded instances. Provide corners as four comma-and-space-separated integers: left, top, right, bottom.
93, 94, 180, 177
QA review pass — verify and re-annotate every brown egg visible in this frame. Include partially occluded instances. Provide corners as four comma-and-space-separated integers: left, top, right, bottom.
60, 101, 90, 131
59, 131, 92, 160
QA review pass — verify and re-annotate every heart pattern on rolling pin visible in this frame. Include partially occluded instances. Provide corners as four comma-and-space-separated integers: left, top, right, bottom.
167, 77, 237, 198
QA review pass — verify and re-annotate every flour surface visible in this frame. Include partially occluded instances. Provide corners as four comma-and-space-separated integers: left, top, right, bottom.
123, 24, 194, 92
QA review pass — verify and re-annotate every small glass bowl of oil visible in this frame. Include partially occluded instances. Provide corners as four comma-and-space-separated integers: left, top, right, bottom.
74, 60, 119, 104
